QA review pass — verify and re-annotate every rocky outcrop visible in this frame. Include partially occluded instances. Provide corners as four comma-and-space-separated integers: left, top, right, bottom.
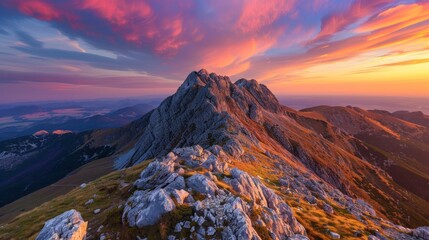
36, 209, 87, 240
123, 189, 175, 227
224, 168, 306, 237
413, 226, 429, 239
186, 174, 218, 195
122, 145, 307, 239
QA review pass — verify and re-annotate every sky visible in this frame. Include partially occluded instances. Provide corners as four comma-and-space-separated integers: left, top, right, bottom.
0, 0, 428, 103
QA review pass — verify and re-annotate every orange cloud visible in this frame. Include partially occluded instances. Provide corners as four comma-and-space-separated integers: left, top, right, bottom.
377, 58, 429, 67
357, 3, 429, 32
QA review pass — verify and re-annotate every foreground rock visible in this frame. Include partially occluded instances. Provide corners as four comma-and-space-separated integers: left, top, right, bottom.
36, 209, 87, 240
123, 189, 175, 227
122, 146, 308, 239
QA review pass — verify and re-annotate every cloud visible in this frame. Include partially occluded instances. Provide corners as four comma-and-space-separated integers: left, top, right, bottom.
0, 70, 178, 89
1, 0, 297, 78
14, 30, 44, 48
312, 0, 393, 43
377, 58, 429, 67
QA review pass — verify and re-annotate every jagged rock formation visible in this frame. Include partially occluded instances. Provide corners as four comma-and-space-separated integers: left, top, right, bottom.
123, 146, 307, 239
36, 209, 87, 240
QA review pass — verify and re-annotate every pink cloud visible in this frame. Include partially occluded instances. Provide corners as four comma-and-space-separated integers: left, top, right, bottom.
313, 0, 393, 42
15, 0, 60, 21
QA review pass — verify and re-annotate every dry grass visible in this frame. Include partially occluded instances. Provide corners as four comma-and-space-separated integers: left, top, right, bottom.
0, 160, 152, 240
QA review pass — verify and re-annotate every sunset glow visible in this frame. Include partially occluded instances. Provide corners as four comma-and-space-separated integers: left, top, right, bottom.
1, 0, 428, 102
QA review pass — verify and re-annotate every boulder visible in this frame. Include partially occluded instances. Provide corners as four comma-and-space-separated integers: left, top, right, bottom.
134, 160, 175, 190
207, 226, 216, 236
123, 189, 175, 227
201, 155, 228, 173
36, 209, 87, 240
171, 189, 190, 205
329, 231, 340, 239
186, 174, 218, 195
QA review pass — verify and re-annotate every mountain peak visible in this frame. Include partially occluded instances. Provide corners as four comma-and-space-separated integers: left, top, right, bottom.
128, 70, 284, 165
179, 69, 231, 90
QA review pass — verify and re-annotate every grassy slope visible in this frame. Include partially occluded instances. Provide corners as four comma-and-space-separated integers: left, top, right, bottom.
0, 159, 150, 240
0, 156, 115, 224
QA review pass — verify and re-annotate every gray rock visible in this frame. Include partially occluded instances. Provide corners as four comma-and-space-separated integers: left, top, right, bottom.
288, 235, 310, 240
329, 231, 340, 239
36, 209, 87, 240
184, 194, 195, 204
198, 227, 206, 236
224, 168, 306, 237
122, 189, 175, 227
174, 223, 182, 232
207, 212, 216, 223
84, 199, 94, 205
414, 226, 429, 239
194, 201, 203, 211
368, 235, 380, 240
202, 155, 228, 173
186, 174, 218, 195
223, 139, 244, 157
197, 216, 205, 226
221, 226, 237, 240
223, 197, 261, 239
207, 226, 216, 236
323, 203, 334, 215
134, 160, 175, 190
94, 209, 101, 214
184, 221, 191, 229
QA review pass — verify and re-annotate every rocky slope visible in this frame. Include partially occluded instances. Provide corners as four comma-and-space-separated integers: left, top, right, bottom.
1, 69, 429, 240
301, 106, 429, 202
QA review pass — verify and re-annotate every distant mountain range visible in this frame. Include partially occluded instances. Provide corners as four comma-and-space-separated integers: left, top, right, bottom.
1, 70, 428, 239
0, 103, 154, 141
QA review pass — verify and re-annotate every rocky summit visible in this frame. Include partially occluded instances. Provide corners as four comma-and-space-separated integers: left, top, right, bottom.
1, 70, 429, 240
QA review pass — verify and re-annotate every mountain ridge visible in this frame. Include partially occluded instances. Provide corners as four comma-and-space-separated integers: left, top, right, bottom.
119, 69, 429, 227
1, 69, 429, 240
